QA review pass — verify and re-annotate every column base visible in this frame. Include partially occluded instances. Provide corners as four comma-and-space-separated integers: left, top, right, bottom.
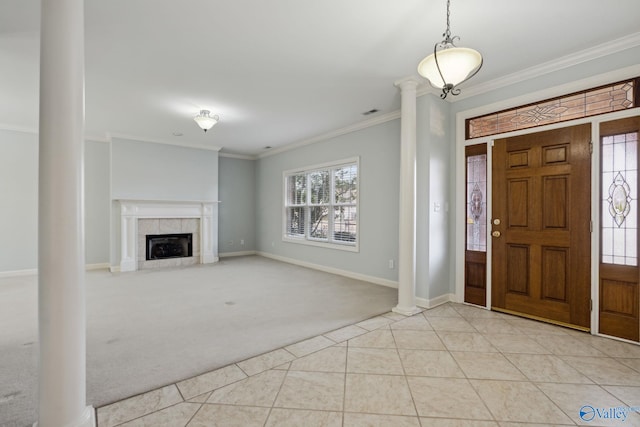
202, 254, 219, 264
392, 305, 423, 316
120, 259, 136, 272
34, 406, 96, 427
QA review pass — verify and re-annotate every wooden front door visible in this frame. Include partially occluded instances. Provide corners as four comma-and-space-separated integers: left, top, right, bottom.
491, 124, 591, 329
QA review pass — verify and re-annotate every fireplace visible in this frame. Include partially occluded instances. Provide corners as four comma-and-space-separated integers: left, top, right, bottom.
118, 200, 219, 272
146, 233, 193, 260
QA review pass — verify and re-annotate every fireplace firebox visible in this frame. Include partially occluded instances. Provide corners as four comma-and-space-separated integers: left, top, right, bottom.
146, 233, 193, 260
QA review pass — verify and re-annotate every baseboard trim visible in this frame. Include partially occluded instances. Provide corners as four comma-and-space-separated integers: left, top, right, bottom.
0, 263, 110, 278
219, 250, 258, 258
86, 263, 110, 271
416, 293, 455, 309
0, 268, 37, 278
256, 252, 399, 289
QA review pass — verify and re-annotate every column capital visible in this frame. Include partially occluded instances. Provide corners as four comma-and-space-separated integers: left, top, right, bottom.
394, 75, 423, 90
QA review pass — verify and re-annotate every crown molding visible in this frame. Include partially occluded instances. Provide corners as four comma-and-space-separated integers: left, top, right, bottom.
219, 152, 257, 160
455, 32, 640, 101
0, 124, 113, 143
258, 110, 401, 159
107, 132, 222, 152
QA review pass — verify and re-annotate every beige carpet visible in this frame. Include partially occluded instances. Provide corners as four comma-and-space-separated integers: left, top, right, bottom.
0, 255, 397, 427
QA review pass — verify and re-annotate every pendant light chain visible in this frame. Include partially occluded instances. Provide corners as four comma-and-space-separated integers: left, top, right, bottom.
416, 0, 483, 99
444, 0, 451, 40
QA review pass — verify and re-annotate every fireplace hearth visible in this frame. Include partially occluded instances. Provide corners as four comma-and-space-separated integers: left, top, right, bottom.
146, 233, 193, 260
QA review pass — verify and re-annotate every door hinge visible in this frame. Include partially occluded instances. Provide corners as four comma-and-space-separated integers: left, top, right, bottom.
590, 221, 593, 233
590, 299, 593, 312
589, 141, 593, 154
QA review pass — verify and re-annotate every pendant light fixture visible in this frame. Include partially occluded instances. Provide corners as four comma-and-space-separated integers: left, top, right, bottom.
417, 0, 483, 99
194, 110, 219, 132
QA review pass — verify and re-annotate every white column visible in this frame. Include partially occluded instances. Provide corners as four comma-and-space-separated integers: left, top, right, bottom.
38, 0, 95, 426
393, 77, 422, 316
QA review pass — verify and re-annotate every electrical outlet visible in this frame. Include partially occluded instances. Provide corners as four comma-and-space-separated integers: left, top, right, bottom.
240, 239, 245, 246
388, 259, 394, 269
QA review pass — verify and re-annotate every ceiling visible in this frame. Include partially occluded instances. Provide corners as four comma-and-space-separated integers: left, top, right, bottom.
1, 1, 639, 156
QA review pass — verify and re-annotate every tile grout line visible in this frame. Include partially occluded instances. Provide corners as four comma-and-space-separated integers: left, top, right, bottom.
263, 350, 295, 426
440, 306, 500, 423
183, 402, 204, 427
341, 338, 348, 427
390, 314, 421, 421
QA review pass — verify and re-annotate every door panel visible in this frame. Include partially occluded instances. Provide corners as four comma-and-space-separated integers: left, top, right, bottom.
464, 144, 487, 306
492, 124, 591, 329
599, 117, 640, 342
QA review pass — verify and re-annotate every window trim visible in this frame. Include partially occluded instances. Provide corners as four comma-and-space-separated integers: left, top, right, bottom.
282, 157, 360, 252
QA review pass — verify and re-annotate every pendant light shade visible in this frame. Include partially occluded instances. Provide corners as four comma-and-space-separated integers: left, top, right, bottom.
194, 110, 219, 132
418, 46, 482, 89
417, 0, 483, 99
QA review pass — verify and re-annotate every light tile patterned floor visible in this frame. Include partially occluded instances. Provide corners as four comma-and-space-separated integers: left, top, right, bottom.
96, 303, 640, 426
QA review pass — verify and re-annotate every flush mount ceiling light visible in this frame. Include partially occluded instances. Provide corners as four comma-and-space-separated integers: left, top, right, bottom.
194, 110, 219, 132
417, 0, 483, 99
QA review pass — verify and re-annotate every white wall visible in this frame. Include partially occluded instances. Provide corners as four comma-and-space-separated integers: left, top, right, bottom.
256, 119, 401, 283
85, 140, 110, 265
0, 129, 38, 272
0, 130, 111, 272
218, 156, 256, 253
415, 94, 452, 301
110, 138, 218, 201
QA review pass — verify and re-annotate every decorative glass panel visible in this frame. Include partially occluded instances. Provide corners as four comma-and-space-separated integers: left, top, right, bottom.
468, 79, 637, 139
601, 132, 638, 266
333, 206, 357, 242
466, 154, 487, 252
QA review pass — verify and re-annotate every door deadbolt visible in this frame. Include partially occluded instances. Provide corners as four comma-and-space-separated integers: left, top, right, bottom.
493, 219, 501, 225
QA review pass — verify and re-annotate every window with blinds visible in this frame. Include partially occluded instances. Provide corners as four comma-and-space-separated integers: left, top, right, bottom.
284, 158, 358, 250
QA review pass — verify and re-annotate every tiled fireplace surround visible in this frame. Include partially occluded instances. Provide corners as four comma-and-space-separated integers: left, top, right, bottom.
138, 218, 200, 270
119, 200, 218, 272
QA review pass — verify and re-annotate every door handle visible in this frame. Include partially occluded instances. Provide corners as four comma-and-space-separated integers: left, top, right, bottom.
491, 231, 501, 238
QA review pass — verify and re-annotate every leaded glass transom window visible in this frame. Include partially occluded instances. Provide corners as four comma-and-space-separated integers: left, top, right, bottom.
467, 78, 638, 139
466, 153, 487, 252
601, 131, 638, 266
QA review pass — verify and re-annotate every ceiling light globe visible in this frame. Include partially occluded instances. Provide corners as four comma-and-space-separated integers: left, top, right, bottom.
194, 110, 219, 132
418, 47, 482, 89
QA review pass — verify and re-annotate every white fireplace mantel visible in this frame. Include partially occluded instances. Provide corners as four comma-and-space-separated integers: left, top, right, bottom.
118, 199, 219, 272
